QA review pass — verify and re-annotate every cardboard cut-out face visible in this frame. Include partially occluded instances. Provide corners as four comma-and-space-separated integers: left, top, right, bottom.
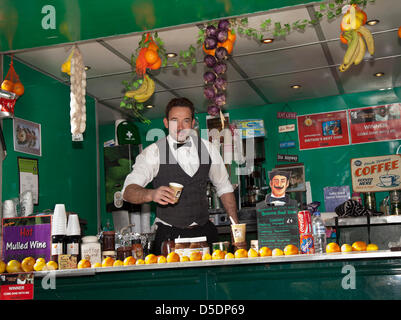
270, 174, 289, 198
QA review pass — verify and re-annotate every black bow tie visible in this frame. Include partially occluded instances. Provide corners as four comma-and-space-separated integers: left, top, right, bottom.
173, 141, 192, 149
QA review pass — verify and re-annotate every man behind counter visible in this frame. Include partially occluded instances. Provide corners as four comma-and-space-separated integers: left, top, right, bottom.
122, 97, 241, 255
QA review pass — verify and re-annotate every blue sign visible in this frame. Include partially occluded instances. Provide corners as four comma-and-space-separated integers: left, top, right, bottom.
279, 141, 296, 149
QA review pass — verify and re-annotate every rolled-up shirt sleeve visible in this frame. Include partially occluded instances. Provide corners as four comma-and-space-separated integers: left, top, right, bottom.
121, 143, 159, 199
206, 139, 234, 197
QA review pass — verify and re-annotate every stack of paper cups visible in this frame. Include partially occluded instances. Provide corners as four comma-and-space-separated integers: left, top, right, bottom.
141, 203, 151, 234
52, 204, 67, 235
20, 191, 34, 217
3, 200, 17, 218
130, 212, 141, 234
67, 214, 81, 236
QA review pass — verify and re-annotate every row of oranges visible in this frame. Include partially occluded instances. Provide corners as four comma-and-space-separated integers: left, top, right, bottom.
1, 79, 25, 96
0, 257, 57, 273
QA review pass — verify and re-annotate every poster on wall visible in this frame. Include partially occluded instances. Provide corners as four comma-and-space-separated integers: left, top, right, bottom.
350, 154, 401, 192
13, 118, 41, 156
348, 103, 401, 144
297, 110, 350, 150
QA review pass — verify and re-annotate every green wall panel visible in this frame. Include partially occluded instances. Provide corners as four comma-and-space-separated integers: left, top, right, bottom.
2, 56, 98, 235
0, 0, 324, 52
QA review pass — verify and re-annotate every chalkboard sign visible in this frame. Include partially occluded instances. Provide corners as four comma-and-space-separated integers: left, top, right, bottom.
256, 205, 300, 250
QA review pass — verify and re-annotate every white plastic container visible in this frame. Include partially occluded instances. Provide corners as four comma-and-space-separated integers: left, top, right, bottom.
81, 236, 101, 265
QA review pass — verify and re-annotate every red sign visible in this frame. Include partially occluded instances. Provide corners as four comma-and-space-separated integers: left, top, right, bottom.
297, 111, 350, 150
0, 273, 34, 300
348, 103, 401, 144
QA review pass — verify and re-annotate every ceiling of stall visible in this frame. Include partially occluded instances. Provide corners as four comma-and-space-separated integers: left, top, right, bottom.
11, 0, 401, 125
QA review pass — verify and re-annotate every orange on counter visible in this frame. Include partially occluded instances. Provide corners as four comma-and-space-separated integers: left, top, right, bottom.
212, 250, 225, 260
202, 253, 212, 261
284, 244, 299, 255
92, 262, 102, 268
341, 244, 353, 253
46, 261, 58, 270
113, 260, 124, 267
326, 242, 341, 253
258, 247, 272, 257
225, 252, 235, 259
136, 259, 145, 265
33, 260, 46, 271
234, 249, 248, 259
6, 260, 22, 273
102, 257, 115, 267
272, 248, 284, 256
0, 260, 6, 273
21, 257, 36, 272
248, 248, 259, 258
181, 256, 190, 262
77, 259, 91, 269
352, 241, 367, 252
157, 255, 167, 264
144, 254, 157, 264
167, 252, 180, 263
123, 256, 136, 266
189, 251, 202, 261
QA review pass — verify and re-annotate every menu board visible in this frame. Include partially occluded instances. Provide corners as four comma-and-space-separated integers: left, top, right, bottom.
256, 205, 300, 250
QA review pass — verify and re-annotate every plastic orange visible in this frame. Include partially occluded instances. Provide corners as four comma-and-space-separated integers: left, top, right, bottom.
284, 244, 299, 255
352, 241, 367, 252
1, 80, 14, 92
218, 39, 234, 54
326, 242, 341, 253
13, 82, 24, 96
167, 252, 180, 263
78, 259, 91, 269
144, 49, 159, 65
149, 57, 162, 70
144, 254, 157, 264
258, 246, 272, 257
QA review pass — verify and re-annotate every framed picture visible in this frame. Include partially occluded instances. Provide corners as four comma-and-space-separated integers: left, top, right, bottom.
272, 164, 306, 192
13, 118, 41, 156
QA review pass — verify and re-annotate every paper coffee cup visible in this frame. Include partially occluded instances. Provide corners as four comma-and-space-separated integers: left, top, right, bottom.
169, 182, 183, 203
52, 204, 67, 235
67, 214, 81, 236
231, 223, 246, 243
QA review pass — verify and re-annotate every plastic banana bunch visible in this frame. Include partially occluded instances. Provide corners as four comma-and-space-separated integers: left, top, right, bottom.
339, 5, 375, 72
61, 48, 74, 76
69, 45, 87, 141
125, 74, 155, 103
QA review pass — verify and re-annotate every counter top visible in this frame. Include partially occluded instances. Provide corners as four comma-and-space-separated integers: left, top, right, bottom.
34, 249, 401, 278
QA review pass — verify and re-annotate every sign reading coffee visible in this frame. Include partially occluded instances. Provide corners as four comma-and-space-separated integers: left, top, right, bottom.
351, 154, 401, 192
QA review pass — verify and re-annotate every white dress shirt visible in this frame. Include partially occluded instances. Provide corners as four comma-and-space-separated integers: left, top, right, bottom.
122, 135, 233, 199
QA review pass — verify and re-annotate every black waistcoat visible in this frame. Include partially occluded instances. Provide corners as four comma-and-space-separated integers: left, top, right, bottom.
153, 136, 211, 228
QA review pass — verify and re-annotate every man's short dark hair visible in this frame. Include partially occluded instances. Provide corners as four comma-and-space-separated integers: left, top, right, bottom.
268, 170, 290, 181
165, 97, 195, 119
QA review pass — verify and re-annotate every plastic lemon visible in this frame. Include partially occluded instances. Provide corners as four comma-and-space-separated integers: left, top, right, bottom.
202, 253, 212, 261
157, 255, 167, 264
341, 244, 352, 253
181, 256, 190, 262
46, 261, 58, 270
326, 242, 341, 253
92, 262, 102, 268
248, 248, 259, 258
0, 260, 6, 273
123, 256, 136, 266
284, 244, 299, 255
259, 247, 272, 257
166, 252, 180, 263
21, 257, 36, 272
367, 243, 378, 251
78, 259, 91, 269
33, 261, 46, 271
113, 260, 124, 267
272, 248, 284, 256
6, 260, 22, 273
102, 257, 115, 267
144, 254, 157, 264
136, 259, 145, 265
234, 249, 248, 259
225, 252, 235, 259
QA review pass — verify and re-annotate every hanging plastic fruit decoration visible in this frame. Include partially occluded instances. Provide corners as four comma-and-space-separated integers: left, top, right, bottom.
1, 55, 25, 97
339, 4, 374, 72
203, 19, 236, 127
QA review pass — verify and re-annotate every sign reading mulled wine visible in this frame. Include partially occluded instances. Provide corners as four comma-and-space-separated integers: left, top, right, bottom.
2, 215, 52, 262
